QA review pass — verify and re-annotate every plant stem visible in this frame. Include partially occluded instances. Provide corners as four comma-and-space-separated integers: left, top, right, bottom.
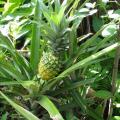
107, 25, 120, 120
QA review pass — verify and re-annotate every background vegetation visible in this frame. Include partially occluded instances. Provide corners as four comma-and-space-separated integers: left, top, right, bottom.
0, 0, 120, 120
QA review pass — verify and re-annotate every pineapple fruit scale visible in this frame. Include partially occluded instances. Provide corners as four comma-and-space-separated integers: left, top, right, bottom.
38, 52, 61, 80
38, 35, 67, 80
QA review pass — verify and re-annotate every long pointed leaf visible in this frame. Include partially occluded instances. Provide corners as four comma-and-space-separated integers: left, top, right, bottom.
43, 42, 120, 92
58, 42, 120, 78
0, 91, 40, 120
38, 95, 64, 120
30, 0, 41, 72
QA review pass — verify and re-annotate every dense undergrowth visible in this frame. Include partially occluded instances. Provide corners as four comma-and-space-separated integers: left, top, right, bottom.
0, 0, 120, 120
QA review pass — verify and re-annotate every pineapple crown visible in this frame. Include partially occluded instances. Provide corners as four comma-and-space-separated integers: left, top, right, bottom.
39, 0, 91, 55
40, 1, 70, 54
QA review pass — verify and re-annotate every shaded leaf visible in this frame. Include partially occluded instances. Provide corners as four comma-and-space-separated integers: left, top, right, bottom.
0, 91, 40, 120
94, 90, 112, 99
92, 16, 104, 32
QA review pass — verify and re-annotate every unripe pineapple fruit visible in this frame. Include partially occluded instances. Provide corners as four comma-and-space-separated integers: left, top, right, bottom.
38, 2, 68, 80
38, 52, 61, 80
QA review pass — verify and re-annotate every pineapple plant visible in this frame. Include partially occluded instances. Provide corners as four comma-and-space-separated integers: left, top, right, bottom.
38, 3, 69, 80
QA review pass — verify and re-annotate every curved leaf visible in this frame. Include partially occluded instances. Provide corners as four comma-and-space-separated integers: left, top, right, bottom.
38, 95, 64, 120
0, 91, 40, 120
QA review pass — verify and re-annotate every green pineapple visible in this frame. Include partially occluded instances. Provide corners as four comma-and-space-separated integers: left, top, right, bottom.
38, 33, 68, 80
38, 3, 68, 80
38, 52, 61, 80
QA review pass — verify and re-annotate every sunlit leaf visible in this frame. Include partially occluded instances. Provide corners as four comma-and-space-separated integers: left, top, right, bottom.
113, 116, 120, 120
102, 24, 117, 37
30, 0, 41, 72
38, 95, 64, 120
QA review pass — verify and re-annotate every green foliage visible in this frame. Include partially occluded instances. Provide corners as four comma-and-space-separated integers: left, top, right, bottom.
112, 116, 120, 120
30, 0, 41, 73
1, 112, 7, 120
3, 0, 24, 16
102, 23, 118, 37
94, 90, 112, 99
0, 0, 120, 120
0, 91, 40, 120
92, 16, 104, 32
38, 95, 64, 120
